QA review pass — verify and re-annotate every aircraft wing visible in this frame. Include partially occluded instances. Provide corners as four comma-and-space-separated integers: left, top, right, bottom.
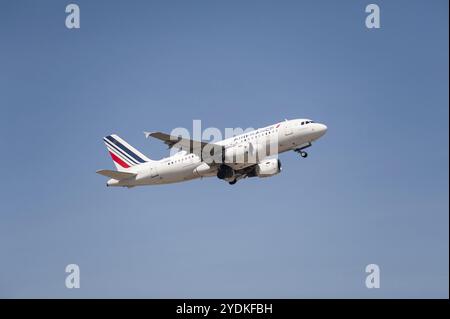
144, 131, 223, 163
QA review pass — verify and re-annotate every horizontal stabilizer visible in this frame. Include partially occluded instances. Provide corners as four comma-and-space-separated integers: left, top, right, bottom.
96, 170, 137, 180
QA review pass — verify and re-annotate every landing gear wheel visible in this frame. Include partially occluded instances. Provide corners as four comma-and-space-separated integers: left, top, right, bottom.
229, 179, 237, 185
300, 151, 308, 158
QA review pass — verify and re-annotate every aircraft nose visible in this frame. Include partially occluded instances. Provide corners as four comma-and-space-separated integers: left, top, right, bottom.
317, 123, 327, 136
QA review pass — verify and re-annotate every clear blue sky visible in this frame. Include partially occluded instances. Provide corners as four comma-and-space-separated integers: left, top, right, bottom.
0, 0, 448, 298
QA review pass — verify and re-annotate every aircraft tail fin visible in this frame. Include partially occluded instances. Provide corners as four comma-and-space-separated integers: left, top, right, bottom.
102, 134, 151, 171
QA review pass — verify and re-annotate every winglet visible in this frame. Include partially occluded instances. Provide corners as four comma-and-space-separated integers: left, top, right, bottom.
144, 131, 152, 139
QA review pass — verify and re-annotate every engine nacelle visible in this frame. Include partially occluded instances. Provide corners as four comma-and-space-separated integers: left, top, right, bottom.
255, 159, 282, 177
194, 163, 217, 177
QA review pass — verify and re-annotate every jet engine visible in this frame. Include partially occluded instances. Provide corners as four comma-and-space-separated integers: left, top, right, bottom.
194, 162, 217, 177
254, 159, 282, 177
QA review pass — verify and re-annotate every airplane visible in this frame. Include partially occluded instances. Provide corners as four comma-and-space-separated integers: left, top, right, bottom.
97, 119, 327, 187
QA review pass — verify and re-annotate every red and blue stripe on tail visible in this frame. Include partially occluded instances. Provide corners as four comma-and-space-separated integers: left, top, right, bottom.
103, 134, 151, 171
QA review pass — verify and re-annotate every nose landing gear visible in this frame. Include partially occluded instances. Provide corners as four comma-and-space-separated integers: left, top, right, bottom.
294, 142, 311, 158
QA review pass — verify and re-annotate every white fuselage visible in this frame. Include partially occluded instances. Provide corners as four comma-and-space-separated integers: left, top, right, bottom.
107, 119, 327, 187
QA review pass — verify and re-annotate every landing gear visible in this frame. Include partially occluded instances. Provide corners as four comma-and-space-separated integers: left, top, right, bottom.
217, 165, 234, 180
294, 142, 311, 158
